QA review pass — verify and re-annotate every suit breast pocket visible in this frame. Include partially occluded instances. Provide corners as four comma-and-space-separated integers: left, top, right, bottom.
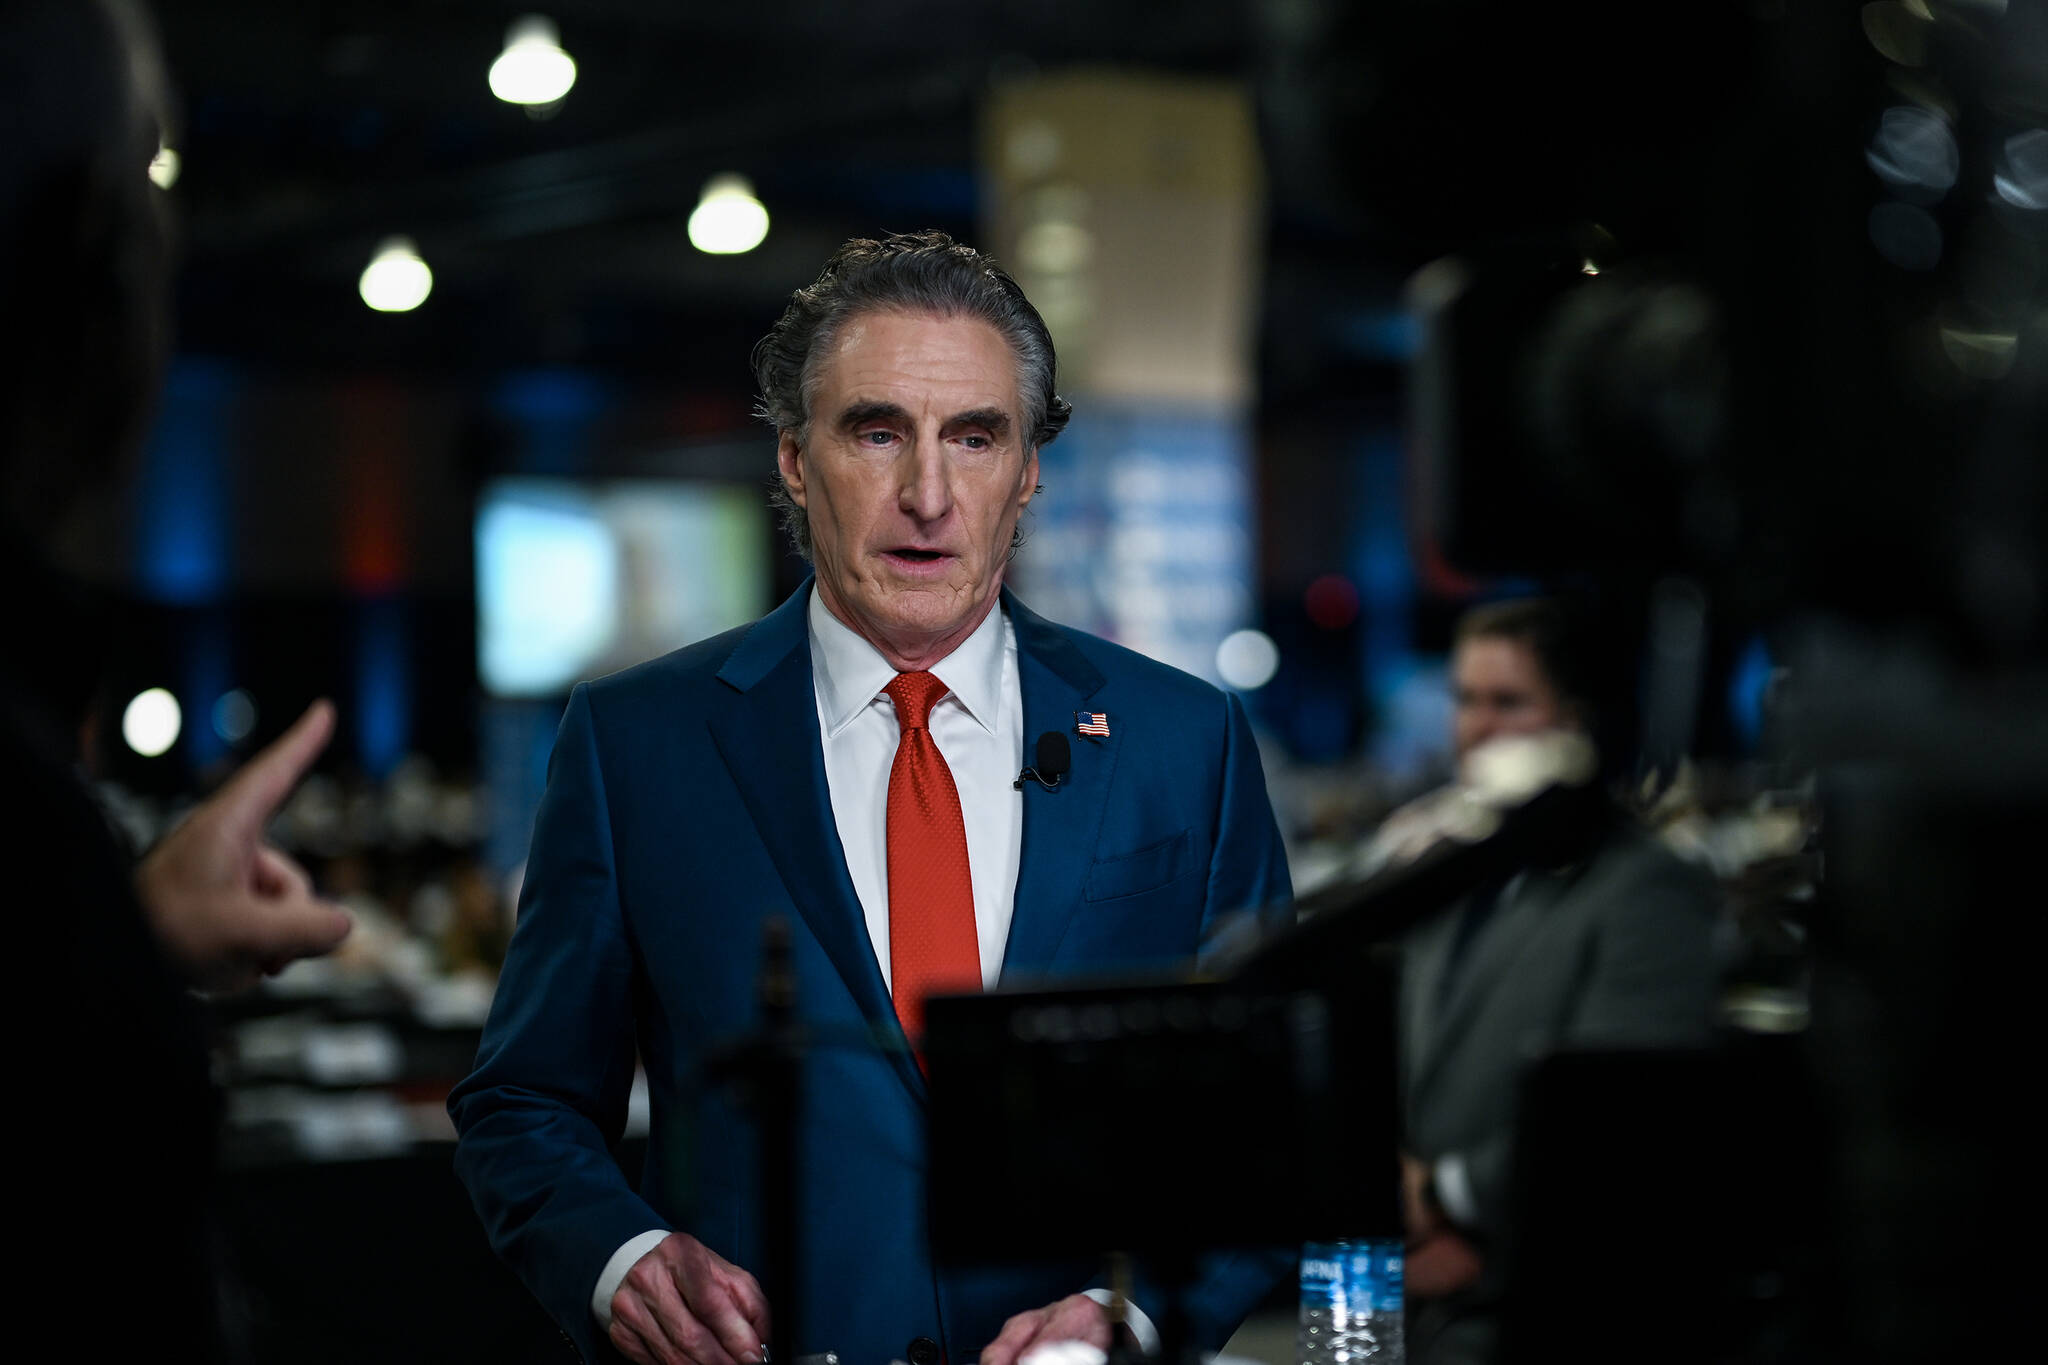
1084, 828, 1198, 902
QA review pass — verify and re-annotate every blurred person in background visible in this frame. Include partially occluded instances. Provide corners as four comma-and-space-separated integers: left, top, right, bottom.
1, 1, 351, 1355
1391, 598, 1719, 1365
450, 231, 1293, 1365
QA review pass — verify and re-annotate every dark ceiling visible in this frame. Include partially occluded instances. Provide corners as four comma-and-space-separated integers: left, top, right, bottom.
151, 0, 1302, 385
147, 1, 1853, 401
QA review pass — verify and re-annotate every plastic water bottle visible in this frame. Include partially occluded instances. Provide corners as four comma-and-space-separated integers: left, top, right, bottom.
1298, 1239, 1405, 1365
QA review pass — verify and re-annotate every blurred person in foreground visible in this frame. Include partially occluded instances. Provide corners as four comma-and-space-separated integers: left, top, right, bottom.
450, 231, 1293, 1365
1378, 598, 1719, 1365
1, 1, 351, 1354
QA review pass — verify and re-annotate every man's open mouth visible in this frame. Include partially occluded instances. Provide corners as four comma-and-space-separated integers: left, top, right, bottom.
891, 548, 945, 562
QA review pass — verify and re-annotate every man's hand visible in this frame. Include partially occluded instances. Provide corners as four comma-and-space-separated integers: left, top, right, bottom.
1405, 1229, 1484, 1301
609, 1232, 770, 1365
1401, 1152, 1444, 1243
134, 700, 352, 991
980, 1293, 1115, 1365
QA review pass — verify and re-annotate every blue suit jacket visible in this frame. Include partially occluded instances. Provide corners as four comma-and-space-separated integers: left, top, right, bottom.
451, 584, 1293, 1364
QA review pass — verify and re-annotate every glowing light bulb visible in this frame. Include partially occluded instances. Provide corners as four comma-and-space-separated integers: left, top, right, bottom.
489, 16, 577, 107
148, 145, 180, 190
123, 688, 182, 758
688, 175, 770, 255
359, 236, 433, 312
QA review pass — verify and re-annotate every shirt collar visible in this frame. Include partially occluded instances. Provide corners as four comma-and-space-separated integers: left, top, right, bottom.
807, 586, 1008, 740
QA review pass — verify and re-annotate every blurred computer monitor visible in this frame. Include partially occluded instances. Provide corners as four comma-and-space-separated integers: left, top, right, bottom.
476, 477, 770, 698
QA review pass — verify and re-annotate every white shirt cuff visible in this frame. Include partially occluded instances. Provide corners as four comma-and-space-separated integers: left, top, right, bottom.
1432, 1152, 1478, 1228
593, 1229, 675, 1330
1083, 1287, 1160, 1357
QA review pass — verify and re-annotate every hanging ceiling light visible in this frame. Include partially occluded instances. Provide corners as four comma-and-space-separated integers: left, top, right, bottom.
687, 175, 770, 255
359, 236, 433, 312
489, 16, 577, 107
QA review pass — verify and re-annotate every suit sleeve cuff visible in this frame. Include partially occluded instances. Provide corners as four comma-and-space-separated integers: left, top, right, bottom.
1082, 1288, 1160, 1357
594, 1229, 674, 1331
1432, 1153, 1478, 1228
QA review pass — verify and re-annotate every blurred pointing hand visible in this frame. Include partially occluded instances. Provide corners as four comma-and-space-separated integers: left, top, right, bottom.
136, 699, 353, 991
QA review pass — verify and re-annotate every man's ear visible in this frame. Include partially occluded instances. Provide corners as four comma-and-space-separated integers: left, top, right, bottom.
1016, 447, 1040, 510
776, 431, 807, 507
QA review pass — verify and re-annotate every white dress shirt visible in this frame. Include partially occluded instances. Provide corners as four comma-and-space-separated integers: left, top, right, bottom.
807, 587, 1025, 992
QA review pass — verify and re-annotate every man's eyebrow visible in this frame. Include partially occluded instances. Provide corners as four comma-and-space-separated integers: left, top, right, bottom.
946, 408, 1012, 435
835, 400, 911, 430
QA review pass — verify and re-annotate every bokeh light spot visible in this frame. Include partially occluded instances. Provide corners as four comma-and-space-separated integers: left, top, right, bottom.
1304, 574, 1361, 631
123, 688, 182, 758
359, 236, 432, 312
489, 16, 577, 106
1216, 629, 1280, 691
212, 688, 257, 744
1868, 202, 1942, 270
1866, 106, 1958, 201
688, 175, 769, 255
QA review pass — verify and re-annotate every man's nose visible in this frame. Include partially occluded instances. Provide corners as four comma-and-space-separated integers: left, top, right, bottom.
897, 441, 952, 522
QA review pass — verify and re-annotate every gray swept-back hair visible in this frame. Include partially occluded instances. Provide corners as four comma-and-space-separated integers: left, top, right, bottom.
750, 230, 1071, 561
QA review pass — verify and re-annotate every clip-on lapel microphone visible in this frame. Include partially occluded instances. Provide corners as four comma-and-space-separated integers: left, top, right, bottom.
1014, 731, 1071, 791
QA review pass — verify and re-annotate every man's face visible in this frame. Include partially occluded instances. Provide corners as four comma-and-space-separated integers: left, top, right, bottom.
777, 309, 1039, 671
1451, 635, 1575, 762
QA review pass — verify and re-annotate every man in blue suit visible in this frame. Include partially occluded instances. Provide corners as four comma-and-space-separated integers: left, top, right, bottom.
451, 231, 1292, 1365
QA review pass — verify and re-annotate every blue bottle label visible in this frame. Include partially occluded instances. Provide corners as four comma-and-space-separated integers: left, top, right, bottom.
1374, 1244, 1404, 1308
1300, 1243, 1345, 1309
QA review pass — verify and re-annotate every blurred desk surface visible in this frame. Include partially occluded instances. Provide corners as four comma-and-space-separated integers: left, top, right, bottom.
208, 982, 620, 1362
215, 1139, 649, 1364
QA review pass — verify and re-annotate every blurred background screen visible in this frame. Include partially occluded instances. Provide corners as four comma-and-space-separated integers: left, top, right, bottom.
476, 478, 768, 697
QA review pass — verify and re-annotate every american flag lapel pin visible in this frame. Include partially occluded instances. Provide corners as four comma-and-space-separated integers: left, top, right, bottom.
1074, 710, 1110, 738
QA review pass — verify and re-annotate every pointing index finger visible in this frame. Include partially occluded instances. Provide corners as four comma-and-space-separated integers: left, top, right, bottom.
217, 699, 334, 840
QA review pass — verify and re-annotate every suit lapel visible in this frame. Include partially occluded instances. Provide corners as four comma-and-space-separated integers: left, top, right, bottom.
999, 591, 1114, 983
706, 582, 923, 1102
1409, 870, 1568, 1103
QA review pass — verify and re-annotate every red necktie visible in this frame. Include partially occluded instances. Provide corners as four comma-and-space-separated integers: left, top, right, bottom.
884, 670, 981, 1046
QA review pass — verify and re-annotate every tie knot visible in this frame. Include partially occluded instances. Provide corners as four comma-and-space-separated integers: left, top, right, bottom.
885, 670, 949, 731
